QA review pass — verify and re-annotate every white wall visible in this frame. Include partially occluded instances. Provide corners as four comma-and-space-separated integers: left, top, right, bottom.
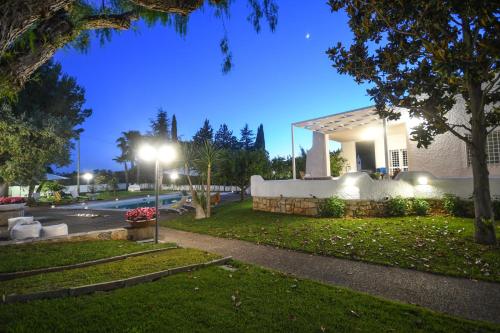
251, 171, 500, 200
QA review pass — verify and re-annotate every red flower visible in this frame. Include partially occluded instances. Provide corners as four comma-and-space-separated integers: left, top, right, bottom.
0, 197, 25, 205
125, 207, 157, 222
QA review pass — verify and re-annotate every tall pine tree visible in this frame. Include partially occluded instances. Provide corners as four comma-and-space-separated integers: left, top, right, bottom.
171, 114, 178, 142
150, 108, 170, 141
193, 119, 214, 145
239, 124, 254, 150
254, 124, 266, 150
215, 124, 239, 149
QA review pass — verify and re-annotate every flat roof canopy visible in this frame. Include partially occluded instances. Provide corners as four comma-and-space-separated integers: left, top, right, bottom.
292, 106, 382, 135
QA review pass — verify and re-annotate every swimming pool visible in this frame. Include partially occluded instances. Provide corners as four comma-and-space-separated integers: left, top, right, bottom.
62, 193, 183, 211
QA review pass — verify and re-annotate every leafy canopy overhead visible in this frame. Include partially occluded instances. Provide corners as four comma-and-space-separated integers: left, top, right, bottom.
327, 0, 499, 147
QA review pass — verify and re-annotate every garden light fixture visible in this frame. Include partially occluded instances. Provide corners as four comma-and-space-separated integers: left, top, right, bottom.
138, 143, 177, 243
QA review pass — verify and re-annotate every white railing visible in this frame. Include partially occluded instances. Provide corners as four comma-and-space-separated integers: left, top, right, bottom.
8, 183, 242, 197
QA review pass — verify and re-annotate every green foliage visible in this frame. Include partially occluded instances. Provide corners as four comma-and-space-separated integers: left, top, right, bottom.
412, 198, 430, 216
41, 181, 65, 193
442, 194, 464, 217
254, 124, 266, 150
0, 61, 90, 186
330, 149, 346, 177
320, 197, 345, 218
270, 156, 291, 179
193, 119, 214, 145
239, 124, 255, 150
387, 196, 411, 217
327, 1, 499, 148
150, 108, 170, 141
214, 124, 239, 149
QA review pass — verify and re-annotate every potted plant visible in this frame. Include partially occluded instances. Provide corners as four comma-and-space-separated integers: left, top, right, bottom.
125, 207, 156, 227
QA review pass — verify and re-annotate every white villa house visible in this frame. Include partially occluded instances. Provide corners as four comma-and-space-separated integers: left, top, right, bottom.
291, 104, 500, 179
251, 101, 500, 215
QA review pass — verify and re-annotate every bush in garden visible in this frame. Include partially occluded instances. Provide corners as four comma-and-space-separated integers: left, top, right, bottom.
320, 197, 346, 218
387, 196, 411, 216
442, 194, 464, 216
412, 198, 430, 216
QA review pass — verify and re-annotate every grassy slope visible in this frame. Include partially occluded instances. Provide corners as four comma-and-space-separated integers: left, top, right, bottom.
0, 248, 219, 294
0, 262, 498, 333
163, 200, 500, 282
0, 240, 174, 273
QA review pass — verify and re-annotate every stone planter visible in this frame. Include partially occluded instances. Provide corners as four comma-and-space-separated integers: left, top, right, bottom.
125, 219, 155, 241
0, 204, 26, 239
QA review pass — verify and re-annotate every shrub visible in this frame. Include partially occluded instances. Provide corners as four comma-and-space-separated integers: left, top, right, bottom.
320, 197, 346, 218
387, 196, 411, 216
412, 198, 430, 216
442, 194, 463, 216
493, 200, 500, 219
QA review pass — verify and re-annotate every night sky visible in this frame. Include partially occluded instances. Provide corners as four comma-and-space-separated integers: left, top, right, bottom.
53, 1, 372, 173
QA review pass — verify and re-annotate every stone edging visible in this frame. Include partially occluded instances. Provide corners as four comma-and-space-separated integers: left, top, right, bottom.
0, 246, 179, 281
2, 256, 232, 304
0, 228, 128, 246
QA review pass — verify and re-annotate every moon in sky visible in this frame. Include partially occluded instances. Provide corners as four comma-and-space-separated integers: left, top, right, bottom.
305, 33, 311, 39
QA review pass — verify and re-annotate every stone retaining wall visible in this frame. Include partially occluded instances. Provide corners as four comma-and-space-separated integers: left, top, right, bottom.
0, 228, 127, 246
253, 197, 449, 217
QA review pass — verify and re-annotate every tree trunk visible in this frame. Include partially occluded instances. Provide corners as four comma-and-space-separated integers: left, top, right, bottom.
206, 163, 211, 218
123, 162, 129, 189
136, 164, 141, 184
0, 182, 8, 197
185, 163, 205, 219
0, 0, 73, 56
239, 186, 246, 201
469, 84, 497, 245
28, 182, 36, 199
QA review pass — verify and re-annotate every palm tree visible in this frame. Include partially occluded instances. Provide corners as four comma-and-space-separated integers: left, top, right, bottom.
123, 131, 142, 183
180, 142, 206, 219
195, 140, 221, 218
115, 134, 130, 188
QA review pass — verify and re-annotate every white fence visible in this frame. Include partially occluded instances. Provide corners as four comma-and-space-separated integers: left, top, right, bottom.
251, 171, 500, 200
8, 183, 242, 197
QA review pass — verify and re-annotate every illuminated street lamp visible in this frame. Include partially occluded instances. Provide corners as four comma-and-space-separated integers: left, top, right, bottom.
83, 172, 93, 184
138, 144, 176, 243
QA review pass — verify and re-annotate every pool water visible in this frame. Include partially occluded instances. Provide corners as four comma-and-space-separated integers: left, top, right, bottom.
104, 196, 182, 210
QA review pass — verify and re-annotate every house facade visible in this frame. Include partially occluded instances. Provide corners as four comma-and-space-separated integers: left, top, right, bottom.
292, 104, 500, 178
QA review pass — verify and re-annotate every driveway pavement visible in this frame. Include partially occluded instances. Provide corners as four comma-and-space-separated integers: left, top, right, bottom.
160, 227, 500, 324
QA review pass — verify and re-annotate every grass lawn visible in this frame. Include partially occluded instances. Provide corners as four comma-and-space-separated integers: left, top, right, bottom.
163, 200, 500, 282
0, 261, 497, 332
0, 248, 219, 295
0, 240, 174, 273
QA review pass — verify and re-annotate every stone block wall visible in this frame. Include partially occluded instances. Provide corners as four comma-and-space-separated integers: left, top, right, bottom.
253, 197, 450, 217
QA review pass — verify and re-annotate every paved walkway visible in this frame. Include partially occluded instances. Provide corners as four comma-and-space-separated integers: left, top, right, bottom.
160, 227, 500, 324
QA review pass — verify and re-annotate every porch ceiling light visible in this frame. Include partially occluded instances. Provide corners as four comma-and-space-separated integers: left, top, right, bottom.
361, 127, 382, 140
417, 176, 428, 185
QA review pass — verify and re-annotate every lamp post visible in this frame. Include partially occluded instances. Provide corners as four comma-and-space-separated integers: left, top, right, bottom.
83, 172, 93, 193
170, 171, 179, 190
138, 144, 176, 243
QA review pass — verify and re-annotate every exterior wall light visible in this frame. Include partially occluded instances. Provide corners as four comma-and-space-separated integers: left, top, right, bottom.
417, 176, 428, 185
344, 177, 356, 187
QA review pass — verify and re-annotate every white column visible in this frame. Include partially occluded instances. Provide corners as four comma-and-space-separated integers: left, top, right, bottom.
306, 131, 331, 178
383, 118, 390, 174
291, 124, 296, 179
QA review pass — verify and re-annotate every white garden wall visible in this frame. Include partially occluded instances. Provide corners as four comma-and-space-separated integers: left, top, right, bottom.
251, 172, 500, 200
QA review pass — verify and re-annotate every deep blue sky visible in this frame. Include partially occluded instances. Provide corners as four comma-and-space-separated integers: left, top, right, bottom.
54, 1, 372, 172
